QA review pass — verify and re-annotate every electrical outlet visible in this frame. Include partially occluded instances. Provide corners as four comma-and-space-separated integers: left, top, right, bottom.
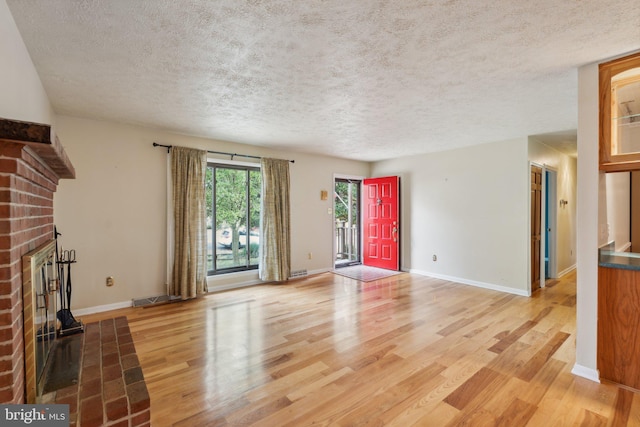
106, 276, 114, 287
433, 255, 437, 262
308, 252, 313, 259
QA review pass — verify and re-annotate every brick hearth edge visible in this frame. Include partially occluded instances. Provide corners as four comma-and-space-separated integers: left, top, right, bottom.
50, 317, 150, 427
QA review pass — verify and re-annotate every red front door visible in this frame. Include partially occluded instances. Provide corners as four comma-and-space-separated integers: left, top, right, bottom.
363, 176, 399, 271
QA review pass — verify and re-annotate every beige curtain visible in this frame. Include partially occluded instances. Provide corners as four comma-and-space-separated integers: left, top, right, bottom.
170, 146, 207, 299
259, 158, 291, 281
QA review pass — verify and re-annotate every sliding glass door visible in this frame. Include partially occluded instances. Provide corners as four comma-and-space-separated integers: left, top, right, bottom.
206, 163, 261, 274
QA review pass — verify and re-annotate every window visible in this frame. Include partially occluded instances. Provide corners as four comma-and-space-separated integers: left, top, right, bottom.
206, 163, 261, 275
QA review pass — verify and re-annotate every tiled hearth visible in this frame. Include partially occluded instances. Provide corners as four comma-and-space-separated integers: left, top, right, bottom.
47, 317, 150, 427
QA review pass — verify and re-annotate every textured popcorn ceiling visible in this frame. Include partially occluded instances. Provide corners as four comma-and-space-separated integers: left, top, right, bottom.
6, 0, 640, 161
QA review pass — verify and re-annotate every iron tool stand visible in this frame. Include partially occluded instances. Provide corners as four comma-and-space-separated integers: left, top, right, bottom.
55, 228, 84, 336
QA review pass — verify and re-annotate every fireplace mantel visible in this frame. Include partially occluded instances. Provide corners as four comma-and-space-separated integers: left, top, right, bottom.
0, 117, 75, 179
0, 117, 75, 404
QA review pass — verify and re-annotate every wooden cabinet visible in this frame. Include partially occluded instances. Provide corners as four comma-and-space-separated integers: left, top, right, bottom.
599, 51, 640, 172
598, 266, 640, 389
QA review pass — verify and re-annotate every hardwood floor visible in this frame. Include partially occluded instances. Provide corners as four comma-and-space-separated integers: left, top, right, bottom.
80, 270, 640, 426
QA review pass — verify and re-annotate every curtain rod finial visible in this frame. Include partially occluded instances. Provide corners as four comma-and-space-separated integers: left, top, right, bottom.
153, 142, 172, 153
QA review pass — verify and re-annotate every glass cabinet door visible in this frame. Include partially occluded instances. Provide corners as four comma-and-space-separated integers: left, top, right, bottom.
599, 52, 640, 172
611, 70, 640, 155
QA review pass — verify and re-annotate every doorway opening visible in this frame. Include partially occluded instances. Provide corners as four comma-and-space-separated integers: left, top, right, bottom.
544, 169, 558, 280
334, 178, 361, 268
531, 163, 558, 294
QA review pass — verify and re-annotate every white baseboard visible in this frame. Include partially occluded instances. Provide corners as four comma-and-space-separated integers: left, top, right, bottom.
74, 300, 132, 317
557, 264, 577, 278
571, 363, 600, 383
308, 268, 331, 276
409, 269, 530, 297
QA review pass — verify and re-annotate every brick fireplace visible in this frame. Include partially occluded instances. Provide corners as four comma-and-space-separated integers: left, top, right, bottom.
0, 117, 75, 403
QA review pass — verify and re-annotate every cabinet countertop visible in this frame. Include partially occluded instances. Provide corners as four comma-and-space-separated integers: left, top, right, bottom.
599, 251, 640, 271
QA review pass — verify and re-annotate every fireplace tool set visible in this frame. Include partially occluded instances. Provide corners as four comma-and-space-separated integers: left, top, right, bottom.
55, 227, 84, 336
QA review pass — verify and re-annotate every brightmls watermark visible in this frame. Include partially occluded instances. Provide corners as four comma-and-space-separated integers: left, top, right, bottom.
1, 405, 68, 426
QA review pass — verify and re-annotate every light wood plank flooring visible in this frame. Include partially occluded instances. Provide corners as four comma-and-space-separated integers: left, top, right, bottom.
81, 270, 640, 426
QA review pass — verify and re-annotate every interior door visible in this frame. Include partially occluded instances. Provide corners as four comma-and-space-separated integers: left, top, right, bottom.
363, 176, 399, 271
531, 166, 542, 292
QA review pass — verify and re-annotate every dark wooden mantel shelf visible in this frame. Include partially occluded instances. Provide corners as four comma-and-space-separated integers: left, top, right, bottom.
0, 117, 75, 179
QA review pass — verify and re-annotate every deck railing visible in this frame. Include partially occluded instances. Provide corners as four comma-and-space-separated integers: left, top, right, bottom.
336, 222, 358, 261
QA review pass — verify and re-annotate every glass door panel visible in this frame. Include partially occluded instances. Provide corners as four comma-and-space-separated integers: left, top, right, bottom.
335, 179, 361, 267
206, 164, 261, 275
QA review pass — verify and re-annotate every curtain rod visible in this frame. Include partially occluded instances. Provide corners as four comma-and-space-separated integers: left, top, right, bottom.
152, 142, 295, 163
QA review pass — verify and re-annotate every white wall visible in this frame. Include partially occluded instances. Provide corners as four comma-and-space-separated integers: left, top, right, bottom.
528, 138, 578, 274
0, 0, 53, 125
604, 172, 631, 251
575, 60, 601, 381
53, 115, 370, 310
371, 138, 530, 295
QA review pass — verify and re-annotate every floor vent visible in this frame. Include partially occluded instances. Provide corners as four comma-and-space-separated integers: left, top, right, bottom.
290, 269, 308, 278
132, 295, 182, 307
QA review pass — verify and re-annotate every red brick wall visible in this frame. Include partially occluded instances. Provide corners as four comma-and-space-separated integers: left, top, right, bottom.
0, 142, 58, 403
